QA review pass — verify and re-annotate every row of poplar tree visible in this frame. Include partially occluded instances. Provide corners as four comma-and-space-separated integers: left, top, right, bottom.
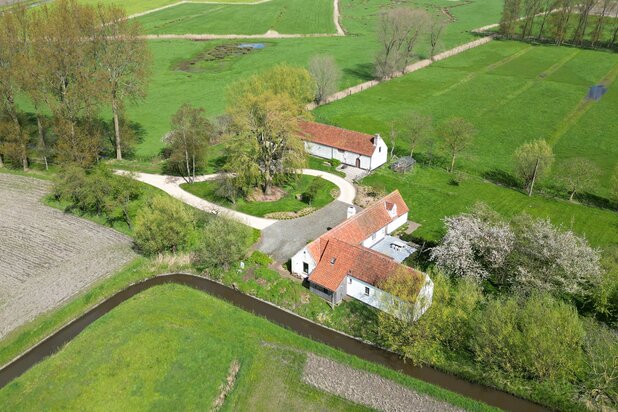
0, 0, 150, 170
500, 0, 618, 48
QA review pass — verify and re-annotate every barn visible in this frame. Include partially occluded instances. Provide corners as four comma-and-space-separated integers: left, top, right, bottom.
299, 120, 388, 171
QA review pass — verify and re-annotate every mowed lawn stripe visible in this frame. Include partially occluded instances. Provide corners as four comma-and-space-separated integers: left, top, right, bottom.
135, 0, 335, 35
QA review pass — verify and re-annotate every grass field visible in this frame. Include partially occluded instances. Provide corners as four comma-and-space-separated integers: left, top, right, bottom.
76, 0, 265, 15
364, 166, 618, 247
91, 0, 503, 158
0, 284, 494, 411
181, 174, 337, 217
314, 40, 618, 198
135, 0, 335, 35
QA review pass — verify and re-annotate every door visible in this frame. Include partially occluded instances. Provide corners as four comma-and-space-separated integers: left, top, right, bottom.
355, 157, 361, 168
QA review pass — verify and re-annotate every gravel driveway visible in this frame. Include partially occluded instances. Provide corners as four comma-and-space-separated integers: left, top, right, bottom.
257, 200, 354, 262
0, 174, 136, 339
303, 354, 464, 412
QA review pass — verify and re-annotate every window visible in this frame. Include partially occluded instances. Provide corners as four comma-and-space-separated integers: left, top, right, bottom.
371, 233, 377, 240
330, 257, 337, 265
379, 146, 382, 152
364, 287, 370, 296
348, 277, 352, 284
338, 149, 344, 153
302, 262, 309, 274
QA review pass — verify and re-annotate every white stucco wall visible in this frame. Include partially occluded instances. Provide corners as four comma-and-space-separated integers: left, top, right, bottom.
345, 276, 391, 310
362, 226, 387, 248
413, 275, 434, 321
386, 212, 408, 234
369, 136, 388, 170
305, 142, 333, 160
290, 247, 316, 279
304, 141, 373, 170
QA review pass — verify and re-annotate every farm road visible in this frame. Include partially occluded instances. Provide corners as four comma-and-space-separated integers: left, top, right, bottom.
0, 174, 136, 339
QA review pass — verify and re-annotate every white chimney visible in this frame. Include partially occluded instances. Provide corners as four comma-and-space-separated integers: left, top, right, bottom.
373, 134, 380, 146
347, 206, 356, 219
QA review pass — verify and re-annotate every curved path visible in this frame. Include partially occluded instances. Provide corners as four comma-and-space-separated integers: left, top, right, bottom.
121, 169, 355, 231
0, 273, 548, 412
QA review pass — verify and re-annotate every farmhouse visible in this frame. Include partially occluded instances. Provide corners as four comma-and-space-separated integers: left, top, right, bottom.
291, 191, 433, 319
299, 120, 388, 171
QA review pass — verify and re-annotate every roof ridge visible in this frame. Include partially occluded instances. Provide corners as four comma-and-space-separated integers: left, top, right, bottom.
299, 119, 376, 138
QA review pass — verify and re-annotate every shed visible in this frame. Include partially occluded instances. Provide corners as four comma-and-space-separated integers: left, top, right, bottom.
391, 156, 416, 173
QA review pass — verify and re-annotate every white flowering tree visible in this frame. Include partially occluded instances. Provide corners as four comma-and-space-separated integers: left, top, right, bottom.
430, 213, 515, 282
431, 206, 603, 300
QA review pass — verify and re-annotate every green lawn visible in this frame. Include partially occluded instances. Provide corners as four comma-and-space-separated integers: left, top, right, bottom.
135, 0, 335, 35
0, 284, 494, 411
96, 0, 503, 158
181, 174, 337, 217
314, 40, 618, 198
363, 165, 618, 247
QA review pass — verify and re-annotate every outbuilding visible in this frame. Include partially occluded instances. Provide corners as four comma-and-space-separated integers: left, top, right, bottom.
299, 120, 388, 171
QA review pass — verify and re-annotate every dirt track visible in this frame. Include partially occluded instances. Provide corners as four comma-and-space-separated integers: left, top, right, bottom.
0, 173, 136, 338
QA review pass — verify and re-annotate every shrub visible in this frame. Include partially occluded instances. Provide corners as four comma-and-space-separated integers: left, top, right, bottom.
133, 195, 198, 255
249, 251, 272, 267
302, 176, 323, 205
471, 293, 585, 381
192, 216, 252, 270
378, 271, 483, 365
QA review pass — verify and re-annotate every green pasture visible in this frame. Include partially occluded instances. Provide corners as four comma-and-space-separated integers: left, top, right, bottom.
135, 0, 335, 35
181, 174, 337, 217
363, 166, 618, 247
76, 0, 264, 15
104, 0, 502, 158
0, 284, 494, 411
314, 40, 618, 197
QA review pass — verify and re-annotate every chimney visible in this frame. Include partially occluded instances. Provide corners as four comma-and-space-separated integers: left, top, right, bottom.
373, 134, 380, 146
347, 205, 356, 219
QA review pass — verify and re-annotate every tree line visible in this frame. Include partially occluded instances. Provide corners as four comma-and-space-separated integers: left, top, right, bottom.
0, 0, 151, 170
378, 203, 617, 410
500, 0, 618, 48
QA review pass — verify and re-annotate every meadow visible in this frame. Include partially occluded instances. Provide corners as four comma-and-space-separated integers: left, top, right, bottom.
0, 284, 493, 411
102, 0, 503, 158
314, 40, 618, 198
135, 0, 335, 35
76, 0, 265, 15
364, 166, 618, 247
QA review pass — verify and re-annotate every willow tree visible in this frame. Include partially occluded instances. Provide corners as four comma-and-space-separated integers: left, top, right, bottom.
226, 90, 305, 196
224, 65, 311, 196
94, 4, 151, 160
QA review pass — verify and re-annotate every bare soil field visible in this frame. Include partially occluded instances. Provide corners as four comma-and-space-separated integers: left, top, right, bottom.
0, 173, 136, 338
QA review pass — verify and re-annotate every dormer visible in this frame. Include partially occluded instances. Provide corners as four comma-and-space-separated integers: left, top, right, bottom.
385, 201, 397, 218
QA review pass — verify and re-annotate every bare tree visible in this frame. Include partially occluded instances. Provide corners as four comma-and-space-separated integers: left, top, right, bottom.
558, 158, 600, 201
513, 139, 554, 196
374, 8, 430, 79
500, 0, 522, 38
550, 0, 575, 45
0, 6, 29, 170
94, 4, 151, 160
589, 0, 614, 47
438, 117, 476, 173
429, 17, 446, 60
165, 104, 213, 184
572, 0, 596, 45
30, 0, 103, 166
402, 111, 432, 157
308, 55, 341, 104
520, 0, 542, 39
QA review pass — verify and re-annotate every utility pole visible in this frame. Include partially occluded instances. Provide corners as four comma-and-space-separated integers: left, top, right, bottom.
528, 157, 540, 196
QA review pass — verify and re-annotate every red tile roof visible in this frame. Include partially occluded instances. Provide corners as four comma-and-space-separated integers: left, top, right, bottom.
306, 191, 421, 292
310, 239, 421, 292
299, 120, 377, 157
307, 190, 409, 259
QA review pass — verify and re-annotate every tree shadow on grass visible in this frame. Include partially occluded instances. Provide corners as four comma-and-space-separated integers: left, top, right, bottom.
573, 192, 617, 211
482, 168, 521, 190
343, 63, 376, 82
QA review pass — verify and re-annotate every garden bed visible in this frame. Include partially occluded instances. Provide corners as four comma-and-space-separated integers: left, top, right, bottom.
181, 175, 338, 218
